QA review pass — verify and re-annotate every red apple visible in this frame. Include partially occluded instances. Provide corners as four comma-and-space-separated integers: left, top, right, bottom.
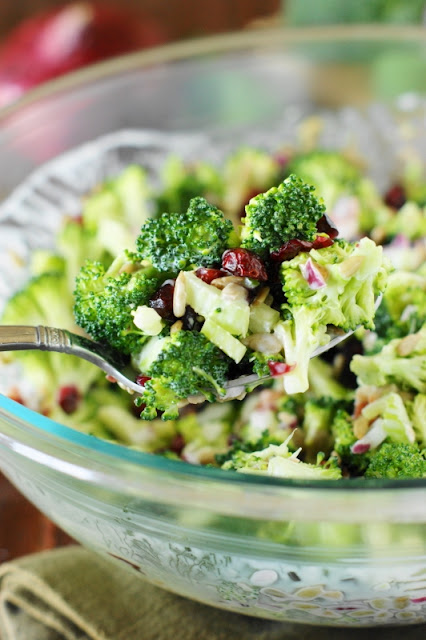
0, 1, 168, 108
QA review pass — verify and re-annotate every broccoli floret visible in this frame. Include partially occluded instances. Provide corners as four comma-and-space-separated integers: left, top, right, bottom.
216, 429, 284, 467
383, 202, 426, 242
365, 271, 426, 353
249, 352, 285, 378
176, 403, 235, 464
240, 174, 325, 257
274, 237, 390, 394
365, 443, 426, 479
355, 390, 416, 446
331, 409, 370, 475
285, 150, 361, 212
74, 254, 162, 354
136, 330, 232, 420
351, 325, 426, 393
155, 155, 223, 216
1, 272, 102, 407
136, 196, 237, 273
274, 307, 329, 394
83, 164, 151, 239
221, 437, 341, 480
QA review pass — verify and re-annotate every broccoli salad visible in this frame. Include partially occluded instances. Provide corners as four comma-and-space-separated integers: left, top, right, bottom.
1, 143, 425, 481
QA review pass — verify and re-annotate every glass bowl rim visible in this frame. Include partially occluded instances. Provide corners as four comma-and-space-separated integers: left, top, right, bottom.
0, 23, 425, 494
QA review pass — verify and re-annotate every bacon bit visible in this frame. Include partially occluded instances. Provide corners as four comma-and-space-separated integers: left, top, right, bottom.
195, 267, 228, 284
58, 385, 81, 414
351, 442, 371, 455
300, 257, 327, 289
268, 361, 296, 377
222, 248, 268, 281
135, 375, 151, 387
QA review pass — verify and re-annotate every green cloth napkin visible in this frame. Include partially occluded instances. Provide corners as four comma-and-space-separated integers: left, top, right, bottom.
0, 546, 425, 640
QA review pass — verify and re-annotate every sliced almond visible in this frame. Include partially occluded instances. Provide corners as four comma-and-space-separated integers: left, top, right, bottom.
173, 271, 187, 318
170, 320, 183, 335
252, 286, 270, 306
397, 333, 421, 357
353, 415, 370, 439
210, 275, 246, 289
339, 255, 364, 278
221, 282, 248, 302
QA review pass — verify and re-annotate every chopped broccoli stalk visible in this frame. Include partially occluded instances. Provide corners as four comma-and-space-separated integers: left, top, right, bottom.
302, 399, 336, 460
410, 393, 426, 447
136, 196, 237, 273
137, 330, 232, 420
365, 443, 426, 479
221, 438, 341, 479
74, 255, 162, 354
240, 174, 325, 257
307, 357, 353, 401
331, 409, 370, 475
155, 155, 223, 216
360, 391, 416, 445
351, 325, 426, 393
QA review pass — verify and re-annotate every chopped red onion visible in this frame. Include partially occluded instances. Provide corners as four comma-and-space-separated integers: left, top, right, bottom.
300, 257, 326, 290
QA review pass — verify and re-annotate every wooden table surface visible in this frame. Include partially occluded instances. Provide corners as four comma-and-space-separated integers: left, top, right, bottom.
0, 0, 280, 564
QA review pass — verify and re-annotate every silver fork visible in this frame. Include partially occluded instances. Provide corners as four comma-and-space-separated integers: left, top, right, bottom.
0, 324, 357, 397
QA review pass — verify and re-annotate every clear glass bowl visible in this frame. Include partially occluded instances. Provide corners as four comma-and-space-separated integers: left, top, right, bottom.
0, 26, 425, 627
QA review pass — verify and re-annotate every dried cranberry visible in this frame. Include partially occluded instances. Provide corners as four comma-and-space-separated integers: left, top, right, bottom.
316, 214, 339, 239
195, 267, 227, 284
384, 184, 406, 210
267, 361, 295, 377
182, 306, 202, 332
149, 281, 175, 319
58, 385, 81, 414
170, 433, 185, 455
222, 248, 268, 281
312, 235, 334, 250
135, 375, 151, 387
270, 238, 313, 263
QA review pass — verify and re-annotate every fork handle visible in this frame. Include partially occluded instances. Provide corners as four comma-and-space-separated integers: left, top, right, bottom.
0, 325, 72, 353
